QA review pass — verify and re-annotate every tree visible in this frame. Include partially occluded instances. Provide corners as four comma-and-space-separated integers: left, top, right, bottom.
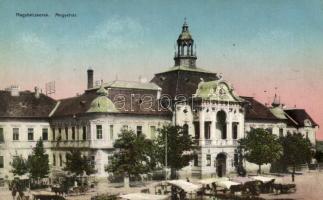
280, 133, 312, 182
10, 154, 28, 176
28, 139, 49, 180
155, 125, 195, 179
239, 128, 282, 174
314, 150, 323, 163
106, 129, 156, 186
64, 150, 95, 176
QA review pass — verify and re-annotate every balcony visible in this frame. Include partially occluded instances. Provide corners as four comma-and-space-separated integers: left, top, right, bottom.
51, 140, 91, 148
194, 139, 239, 147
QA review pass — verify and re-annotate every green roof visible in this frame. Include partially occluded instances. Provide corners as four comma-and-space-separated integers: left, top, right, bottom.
87, 96, 118, 113
270, 107, 287, 119
195, 80, 243, 102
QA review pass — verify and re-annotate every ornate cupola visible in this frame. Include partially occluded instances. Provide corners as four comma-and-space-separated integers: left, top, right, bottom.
174, 18, 197, 68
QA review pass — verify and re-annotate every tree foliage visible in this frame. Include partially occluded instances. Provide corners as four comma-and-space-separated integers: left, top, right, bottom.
314, 150, 323, 163
10, 154, 28, 176
155, 125, 195, 179
106, 129, 156, 178
64, 150, 95, 176
239, 128, 282, 173
279, 132, 312, 181
28, 139, 49, 179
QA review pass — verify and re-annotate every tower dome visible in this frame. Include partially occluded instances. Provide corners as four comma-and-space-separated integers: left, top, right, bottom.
87, 85, 118, 113
174, 18, 197, 68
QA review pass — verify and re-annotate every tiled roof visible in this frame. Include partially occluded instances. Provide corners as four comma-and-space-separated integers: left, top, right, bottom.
284, 109, 318, 128
52, 87, 171, 117
151, 67, 218, 99
155, 66, 214, 74
87, 80, 161, 91
0, 90, 57, 118
241, 96, 280, 121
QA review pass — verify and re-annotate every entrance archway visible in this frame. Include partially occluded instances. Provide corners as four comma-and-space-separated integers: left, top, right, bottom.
216, 153, 227, 177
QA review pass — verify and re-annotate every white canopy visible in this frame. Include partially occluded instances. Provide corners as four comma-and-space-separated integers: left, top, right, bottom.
251, 176, 275, 183
198, 177, 229, 185
166, 180, 202, 193
216, 180, 241, 189
119, 193, 169, 200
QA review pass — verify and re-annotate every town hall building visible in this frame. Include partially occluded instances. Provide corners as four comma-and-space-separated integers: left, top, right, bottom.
0, 21, 318, 184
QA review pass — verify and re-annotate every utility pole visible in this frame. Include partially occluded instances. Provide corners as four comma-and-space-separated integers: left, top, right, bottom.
165, 131, 167, 180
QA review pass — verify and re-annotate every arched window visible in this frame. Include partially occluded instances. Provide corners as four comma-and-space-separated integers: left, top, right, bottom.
217, 111, 227, 139
204, 122, 211, 139
232, 122, 238, 139
183, 124, 189, 136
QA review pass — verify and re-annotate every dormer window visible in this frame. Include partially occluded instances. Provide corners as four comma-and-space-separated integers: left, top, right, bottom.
304, 119, 312, 127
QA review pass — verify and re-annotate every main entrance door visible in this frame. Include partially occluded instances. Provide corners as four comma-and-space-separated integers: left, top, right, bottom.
216, 153, 227, 177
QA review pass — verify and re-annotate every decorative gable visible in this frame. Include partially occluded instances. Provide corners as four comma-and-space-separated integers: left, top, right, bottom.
195, 80, 243, 102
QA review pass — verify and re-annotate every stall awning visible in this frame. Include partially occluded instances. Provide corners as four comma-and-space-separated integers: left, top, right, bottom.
197, 177, 229, 185
166, 180, 202, 193
251, 176, 275, 183
119, 193, 169, 200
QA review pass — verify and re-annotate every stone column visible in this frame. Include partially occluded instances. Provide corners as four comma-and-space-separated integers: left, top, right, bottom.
211, 112, 216, 145
227, 121, 232, 146
199, 110, 205, 146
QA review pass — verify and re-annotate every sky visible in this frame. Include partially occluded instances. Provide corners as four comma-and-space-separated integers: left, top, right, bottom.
0, 0, 323, 139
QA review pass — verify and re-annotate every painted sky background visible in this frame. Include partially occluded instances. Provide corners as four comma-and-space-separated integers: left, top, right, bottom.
0, 0, 323, 139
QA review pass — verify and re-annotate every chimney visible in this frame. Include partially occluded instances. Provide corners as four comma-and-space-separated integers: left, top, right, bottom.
87, 68, 94, 89
34, 87, 40, 98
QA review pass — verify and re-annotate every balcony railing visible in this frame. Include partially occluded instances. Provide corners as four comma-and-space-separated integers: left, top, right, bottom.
194, 139, 239, 147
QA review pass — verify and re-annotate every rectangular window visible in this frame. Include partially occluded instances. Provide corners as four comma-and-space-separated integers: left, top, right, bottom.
59, 154, 62, 167
204, 122, 211, 139
266, 128, 273, 134
193, 154, 199, 167
65, 127, 68, 140
279, 128, 284, 137
52, 128, 56, 141
72, 127, 75, 140
13, 128, 19, 141
232, 122, 238, 140
0, 128, 4, 143
206, 154, 211, 166
194, 122, 200, 139
42, 128, 48, 141
136, 126, 142, 136
0, 178, 4, 187
110, 125, 114, 140
53, 154, 56, 166
82, 126, 86, 140
27, 128, 34, 141
150, 126, 156, 139
0, 156, 3, 168
58, 128, 62, 140
96, 125, 103, 139
91, 156, 95, 167
234, 153, 239, 167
